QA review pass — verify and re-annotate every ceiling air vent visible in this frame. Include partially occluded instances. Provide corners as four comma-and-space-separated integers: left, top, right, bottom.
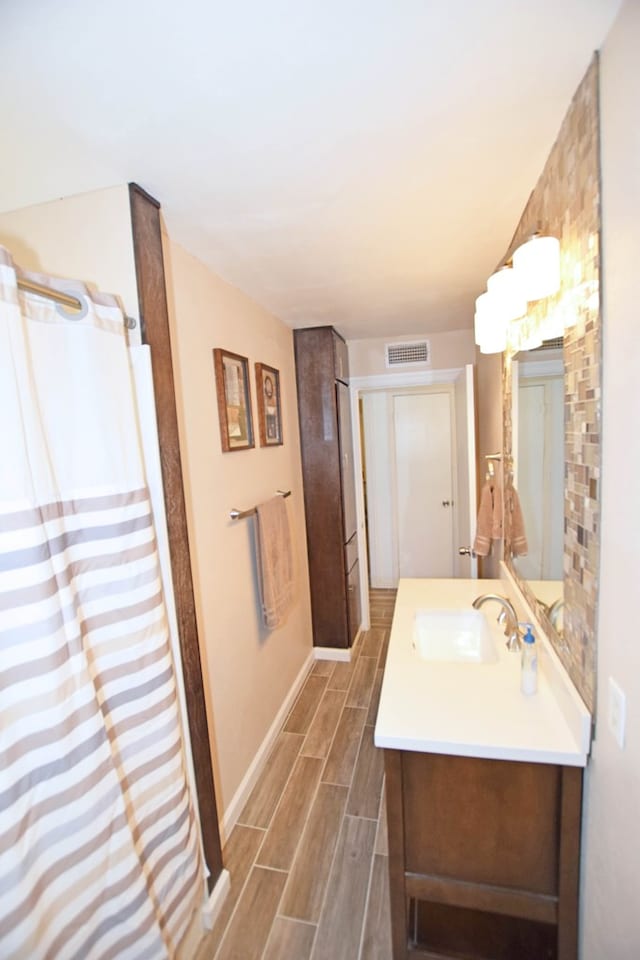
538, 336, 564, 350
385, 340, 431, 367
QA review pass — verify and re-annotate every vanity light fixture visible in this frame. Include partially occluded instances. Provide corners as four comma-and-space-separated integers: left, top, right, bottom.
512, 232, 561, 301
487, 265, 527, 322
474, 292, 508, 354
475, 232, 561, 354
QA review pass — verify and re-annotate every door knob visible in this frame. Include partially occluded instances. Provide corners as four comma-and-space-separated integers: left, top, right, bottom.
458, 546, 475, 557
442, 500, 451, 507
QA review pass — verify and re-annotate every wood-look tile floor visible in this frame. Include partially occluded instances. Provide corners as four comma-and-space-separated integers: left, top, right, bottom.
195, 590, 397, 960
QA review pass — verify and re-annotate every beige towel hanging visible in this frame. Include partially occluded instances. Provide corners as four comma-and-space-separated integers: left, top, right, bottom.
473, 482, 494, 557
473, 477, 505, 557
508, 486, 529, 557
255, 495, 294, 629
491, 478, 503, 540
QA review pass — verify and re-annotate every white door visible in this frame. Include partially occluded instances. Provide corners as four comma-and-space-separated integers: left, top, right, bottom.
516, 375, 564, 579
454, 364, 478, 578
394, 391, 454, 578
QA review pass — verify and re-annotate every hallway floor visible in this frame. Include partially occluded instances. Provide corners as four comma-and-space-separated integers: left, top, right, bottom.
195, 590, 397, 960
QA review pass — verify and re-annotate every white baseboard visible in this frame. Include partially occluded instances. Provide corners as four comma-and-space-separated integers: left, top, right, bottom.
178, 870, 231, 958
202, 869, 231, 931
313, 646, 352, 662
219, 649, 314, 845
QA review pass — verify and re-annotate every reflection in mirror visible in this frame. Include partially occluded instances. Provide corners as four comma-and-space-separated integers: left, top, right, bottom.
511, 347, 564, 633
528, 581, 564, 636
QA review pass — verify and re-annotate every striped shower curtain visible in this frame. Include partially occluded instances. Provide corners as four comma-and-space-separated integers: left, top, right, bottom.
0, 248, 203, 959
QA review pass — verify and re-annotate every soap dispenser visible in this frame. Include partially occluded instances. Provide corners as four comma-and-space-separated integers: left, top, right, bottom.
520, 625, 537, 696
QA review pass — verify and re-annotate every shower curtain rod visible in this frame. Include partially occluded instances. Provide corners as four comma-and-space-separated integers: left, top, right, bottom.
17, 279, 137, 329
17, 278, 83, 311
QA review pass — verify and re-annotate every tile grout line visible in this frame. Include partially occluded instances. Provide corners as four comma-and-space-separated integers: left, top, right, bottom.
307, 812, 357, 960
265, 773, 327, 948
213, 611, 394, 960
355, 821, 379, 960
224, 666, 321, 960
273, 915, 317, 928
318, 705, 368, 786
259, 643, 369, 958
295, 642, 377, 960
362, 614, 390, 960
373, 771, 387, 856
309, 648, 378, 953
285, 670, 330, 739
279, 642, 372, 905
344, 720, 376, 817
212, 841, 263, 960
245, 665, 322, 840
300, 683, 348, 760
347, 655, 379, 713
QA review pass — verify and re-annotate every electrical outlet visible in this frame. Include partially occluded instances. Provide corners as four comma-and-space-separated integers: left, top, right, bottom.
608, 677, 626, 749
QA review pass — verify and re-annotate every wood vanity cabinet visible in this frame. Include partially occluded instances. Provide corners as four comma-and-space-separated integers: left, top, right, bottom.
384, 749, 583, 960
294, 326, 361, 649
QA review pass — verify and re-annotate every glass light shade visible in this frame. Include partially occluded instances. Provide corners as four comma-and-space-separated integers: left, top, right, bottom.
474, 310, 486, 346
479, 332, 507, 354
487, 266, 527, 321
474, 301, 507, 354
474, 292, 491, 346
513, 234, 561, 301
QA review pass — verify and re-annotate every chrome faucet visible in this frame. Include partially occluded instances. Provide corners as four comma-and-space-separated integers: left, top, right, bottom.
472, 593, 522, 652
548, 597, 565, 633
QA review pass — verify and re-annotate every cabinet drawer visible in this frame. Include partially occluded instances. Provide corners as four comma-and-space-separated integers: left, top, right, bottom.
346, 557, 361, 646
345, 532, 358, 573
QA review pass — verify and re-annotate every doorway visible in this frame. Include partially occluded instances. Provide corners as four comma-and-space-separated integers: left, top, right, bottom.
360, 378, 475, 589
394, 390, 455, 577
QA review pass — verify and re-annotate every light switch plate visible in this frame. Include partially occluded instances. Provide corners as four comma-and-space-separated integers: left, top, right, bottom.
608, 677, 626, 749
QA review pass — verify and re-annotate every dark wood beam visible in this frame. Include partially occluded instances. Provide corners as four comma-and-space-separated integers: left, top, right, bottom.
129, 182, 223, 891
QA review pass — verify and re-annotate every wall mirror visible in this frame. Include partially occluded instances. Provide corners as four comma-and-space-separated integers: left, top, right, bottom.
510, 345, 565, 636
503, 289, 602, 714
498, 57, 600, 713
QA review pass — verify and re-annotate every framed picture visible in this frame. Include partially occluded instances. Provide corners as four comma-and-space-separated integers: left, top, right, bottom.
255, 362, 283, 447
213, 349, 254, 452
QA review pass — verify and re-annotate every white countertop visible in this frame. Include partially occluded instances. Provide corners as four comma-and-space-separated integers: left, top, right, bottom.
374, 577, 591, 767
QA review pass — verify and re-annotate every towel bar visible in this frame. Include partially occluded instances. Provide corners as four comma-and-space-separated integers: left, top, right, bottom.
230, 490, 291, 521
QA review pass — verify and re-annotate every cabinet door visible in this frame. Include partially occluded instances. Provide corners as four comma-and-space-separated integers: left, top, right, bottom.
333, 332, 349, 383
294, 326, 349, 648
337, 381, 357, 542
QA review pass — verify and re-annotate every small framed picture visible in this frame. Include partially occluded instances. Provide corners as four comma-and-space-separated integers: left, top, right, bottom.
213, 349, 254, 452
255, 363, 283, 447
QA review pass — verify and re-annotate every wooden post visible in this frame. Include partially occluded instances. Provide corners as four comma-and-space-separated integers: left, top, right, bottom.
129, 183, 223, 890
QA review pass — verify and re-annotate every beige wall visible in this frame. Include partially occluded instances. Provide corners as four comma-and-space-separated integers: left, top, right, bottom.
0, 185, 139, 322
348, 328, 475, 378
582, 2, 640, 954
0, 181, 314, 837
162, 232, 313, 819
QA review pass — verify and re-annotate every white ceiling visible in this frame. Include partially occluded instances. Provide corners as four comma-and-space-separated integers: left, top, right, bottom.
0, 0, 622, 340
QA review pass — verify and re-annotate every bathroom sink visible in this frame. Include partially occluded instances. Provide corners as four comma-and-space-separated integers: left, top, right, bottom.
413, 609, 497, 664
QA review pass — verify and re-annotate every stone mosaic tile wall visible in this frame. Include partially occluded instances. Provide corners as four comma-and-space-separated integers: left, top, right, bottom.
502, 56, 601, 712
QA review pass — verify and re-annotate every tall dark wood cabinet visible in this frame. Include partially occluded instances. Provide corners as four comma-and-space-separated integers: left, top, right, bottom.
294, 326, 361, 649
